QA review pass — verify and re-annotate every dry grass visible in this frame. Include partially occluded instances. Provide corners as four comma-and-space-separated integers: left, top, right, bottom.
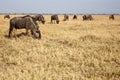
0, 15, 120, 80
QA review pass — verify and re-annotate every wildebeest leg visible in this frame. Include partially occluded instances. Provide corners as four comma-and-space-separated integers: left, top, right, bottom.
55, 20, 56, 24
51, 19, 52, 24
13, 28, 17, 38
8, 27, 13, 38
26, 29, 29, 35
30, 30, 33, 35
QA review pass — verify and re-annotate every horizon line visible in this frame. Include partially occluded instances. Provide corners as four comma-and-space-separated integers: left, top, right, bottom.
0, 13, 120, 15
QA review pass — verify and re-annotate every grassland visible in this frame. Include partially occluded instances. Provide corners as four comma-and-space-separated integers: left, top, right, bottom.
0, 15, 120, 80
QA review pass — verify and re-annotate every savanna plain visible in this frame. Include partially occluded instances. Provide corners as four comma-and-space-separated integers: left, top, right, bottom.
0, 15, 120, 80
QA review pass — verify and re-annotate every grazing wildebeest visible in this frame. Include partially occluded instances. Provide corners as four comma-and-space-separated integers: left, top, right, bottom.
63, 14, 69, 21
109, 15, 114, 20
22, 15, 45, 24
51, 15, 59, 24
33, 14, 45, 24
73, 15, 77, 20
83, 15, 93, 21
4, 15, 10, 19
8, 16, 41, 39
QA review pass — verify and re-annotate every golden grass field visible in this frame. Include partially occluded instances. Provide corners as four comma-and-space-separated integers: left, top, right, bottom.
0, 14, 120, 80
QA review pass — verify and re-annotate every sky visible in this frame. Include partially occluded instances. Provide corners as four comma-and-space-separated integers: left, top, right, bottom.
0, 0, 120, 14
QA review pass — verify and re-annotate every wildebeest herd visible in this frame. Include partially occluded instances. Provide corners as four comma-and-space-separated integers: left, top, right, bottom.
3, 14, 115, 39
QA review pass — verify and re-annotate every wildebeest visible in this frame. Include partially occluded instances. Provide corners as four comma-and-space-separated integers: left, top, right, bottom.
83, 15, 93, 21
51, 15, 59, 24
4, 15, 10, 19
63, 14, 69, 21
109, 15, 114, 20
8, 16, 41, 39
33, 14, 45, 24
22, 14, 45, 24
73, 15, 77, 20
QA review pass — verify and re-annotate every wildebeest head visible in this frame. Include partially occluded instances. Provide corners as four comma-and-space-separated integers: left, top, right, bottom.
56, 20, 59, 24
32, 28, 41, 39
30, 20, 41, 39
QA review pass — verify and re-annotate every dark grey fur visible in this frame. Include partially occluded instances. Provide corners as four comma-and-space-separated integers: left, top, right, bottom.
51, 15, 59, 24
73, 15, 77, 20
63, 14, 69, 21
83, 15, 93, 21
8, 16, 41, 39
109, 15, 114, 20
